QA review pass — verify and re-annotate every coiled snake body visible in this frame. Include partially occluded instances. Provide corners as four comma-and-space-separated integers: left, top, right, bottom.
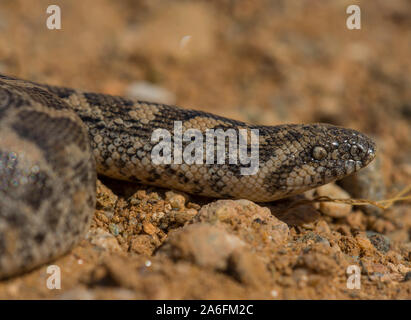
0, 74, 375, 278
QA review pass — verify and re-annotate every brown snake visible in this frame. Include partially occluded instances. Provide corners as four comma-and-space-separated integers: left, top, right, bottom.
0, 74, 376, 278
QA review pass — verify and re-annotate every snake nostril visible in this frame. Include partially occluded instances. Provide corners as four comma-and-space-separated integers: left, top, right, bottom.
367, 145, 376, 159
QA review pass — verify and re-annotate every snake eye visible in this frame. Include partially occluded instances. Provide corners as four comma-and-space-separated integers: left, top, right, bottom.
312, 146, 328, 160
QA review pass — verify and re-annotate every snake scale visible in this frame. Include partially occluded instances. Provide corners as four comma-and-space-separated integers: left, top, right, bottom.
0, 73, 376, 278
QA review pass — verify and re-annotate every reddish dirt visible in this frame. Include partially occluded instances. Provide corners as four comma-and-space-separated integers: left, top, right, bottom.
0, 0, 410, 299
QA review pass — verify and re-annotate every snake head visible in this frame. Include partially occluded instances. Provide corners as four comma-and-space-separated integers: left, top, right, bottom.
263, 123, 377, 199
307, 123, 376, 176
298, 123, 376, 186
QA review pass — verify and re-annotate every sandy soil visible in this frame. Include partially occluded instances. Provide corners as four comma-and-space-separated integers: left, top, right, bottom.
0, 0, 410, 299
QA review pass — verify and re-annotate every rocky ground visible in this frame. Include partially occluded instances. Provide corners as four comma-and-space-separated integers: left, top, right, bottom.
0, 0, 410, 299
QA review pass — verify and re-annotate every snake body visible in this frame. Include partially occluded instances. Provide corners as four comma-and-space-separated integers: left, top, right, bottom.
0, 74, 376, 278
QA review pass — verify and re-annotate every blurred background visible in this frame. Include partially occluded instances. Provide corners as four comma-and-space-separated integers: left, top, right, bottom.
0, 0, 410, 299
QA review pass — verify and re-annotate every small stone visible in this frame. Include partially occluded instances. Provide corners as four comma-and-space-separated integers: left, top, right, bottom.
363, 262, 390, 275
130, 235, 156, 255
270, 290, 279, 298
387, 262, 398, 273
337, 225, 352, 236
195, 200, 289, 246
299, 252, 338, 275
152, 211, 165, 221
314, 220, 331, 234
166, 191, 186, 210
366, 231, 390, 253
126, 81, 176, 105
174, 208, 198, 225
346, 210, 366, 230
404, 272, 411, 282
87, 228, 122, 252
136, 190, 147, 200
355, 232, 376, 254
398, 264, 411, 274
297, 231, 330, 247
143, 221, 158, 235
316, 183, 352, 218
109, 223, 120, 236
158, 223, 246, 270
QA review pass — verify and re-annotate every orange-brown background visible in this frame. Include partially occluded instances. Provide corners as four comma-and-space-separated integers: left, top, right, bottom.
0, 0, 410, 299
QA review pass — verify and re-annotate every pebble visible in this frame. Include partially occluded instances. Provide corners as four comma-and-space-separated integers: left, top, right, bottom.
366, 231, 390, 253
316, 183, 352, 218
346, 210, 365, 230
158, 223, 246, 270
298, 232, 331, 247
109, 223, 120, 236
355, 232, 376, 253
126, 81, 176, 105
270, 290, 279, 298
361, 261, 390, 275
143, 221, 158, 235
130, 235, 156, 255
195, 200, 289, 245
314, 220, 331, 234
398, 264, 411, 274
173, 208, 198, 225
87, 228, 122, 252
166, 191, 186, 210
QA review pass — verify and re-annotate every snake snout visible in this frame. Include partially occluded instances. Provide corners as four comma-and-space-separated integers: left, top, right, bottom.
353, 132, 376, 167
363, 138, 376, 167
341, 129, 376, 174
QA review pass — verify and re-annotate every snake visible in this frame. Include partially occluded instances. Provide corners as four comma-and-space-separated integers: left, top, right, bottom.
0, 73, 376, 278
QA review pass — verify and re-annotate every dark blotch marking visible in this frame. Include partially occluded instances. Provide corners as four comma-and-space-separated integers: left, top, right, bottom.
17, 85, 70, 110
147, 168, 161, 182
12, 110, 89, 171
42, 85, 76, 99
0, 86, 29, 119
34, 232, 46, 244
4, 213, 25, 227
22, 171, 53, 211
